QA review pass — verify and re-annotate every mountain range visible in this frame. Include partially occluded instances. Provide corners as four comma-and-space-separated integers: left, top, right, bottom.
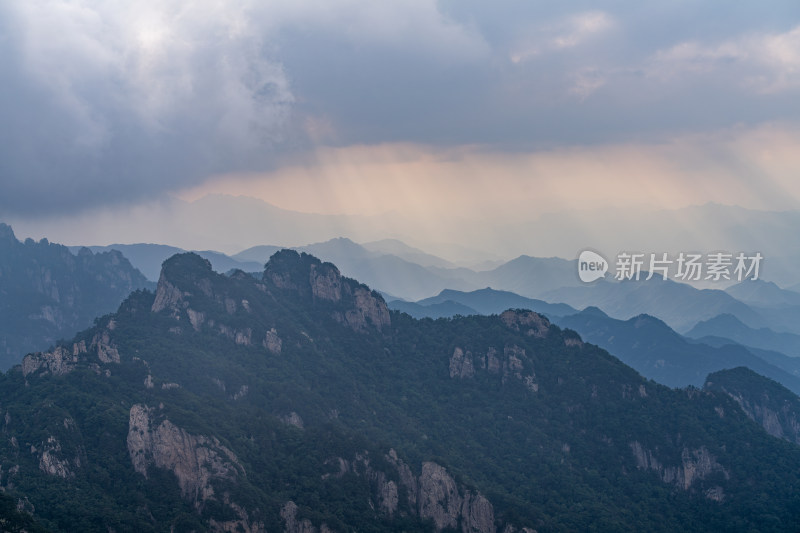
12, 196, 800, 286
69, 234, 800, 341
390, 288, 800, 395
0, 224, 152, 370
687, 313, 800, 358
2, 250, 800, 531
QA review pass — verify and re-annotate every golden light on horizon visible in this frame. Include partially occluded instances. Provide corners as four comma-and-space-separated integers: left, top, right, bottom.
178, 122, 800, 221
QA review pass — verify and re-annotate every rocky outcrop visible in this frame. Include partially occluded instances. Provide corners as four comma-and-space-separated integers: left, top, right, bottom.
21, 321, 120, 377
343, 287, 391, 332
0, 225, 151, 369
93, 327, 120, 364
387, 451, 496, 533
22, 345, 78, 377
127, 404, 243, 504
450, 348, 475, 379
151, 276, 185, 315
187, 309, 205, 331
219, 325, 252, 346
729, 392, 800, 444
265, 250, 390, 333
282, 412, 304, 429
449, 345, 537, 392
487, 348, 500, 373
281, 501, 333, 533
418, 462, 464, 530
321, 449, 498, 532
37, 436, 75, 479
705, 367, 800, 446
461, 492, 496, 533
264, 328, 282, 354
629, 441, 728, 497
310, 264, 342, 302
500, 310, 550, 338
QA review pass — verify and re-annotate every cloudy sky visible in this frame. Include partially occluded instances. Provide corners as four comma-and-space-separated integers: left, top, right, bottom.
3, 1, 800, 257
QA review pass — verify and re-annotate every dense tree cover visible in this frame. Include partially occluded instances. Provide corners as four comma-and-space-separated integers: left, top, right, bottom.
0, 251, 799, 531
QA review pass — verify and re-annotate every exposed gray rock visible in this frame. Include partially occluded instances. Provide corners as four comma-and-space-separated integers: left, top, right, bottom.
264, 328, 283, 354
22, 346, 77, 377
24, 321, 123, 377
93, 329, 120, 363
629, 441, 728, 496
387, 448, 418, 509
486, 348, 500, 374
310, 264, 342, 302
281, 501, 333, 533
727, 391, 800, 445
187, 308, 205, 331
500, 310, 550, 338
344, 287, 391, 332
450, 348, 475, 379
502, 345, 525, 383
127, 404, 243, 504
151, 275, 184, 314
37, 436, 73, 479
282, 412, 304, 429
218, 325, 252, 346
209, 499, 265, 533
374, 472, 399, 516
461, 492, 496, 533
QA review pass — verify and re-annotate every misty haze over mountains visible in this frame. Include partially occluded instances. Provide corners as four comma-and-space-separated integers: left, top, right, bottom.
66, 226, 800, 334
11, 195, 800, 284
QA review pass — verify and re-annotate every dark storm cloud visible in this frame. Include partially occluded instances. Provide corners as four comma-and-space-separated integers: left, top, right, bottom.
0, 0, 293, 215
2, 0, 800, 215
279, 1, 800, 147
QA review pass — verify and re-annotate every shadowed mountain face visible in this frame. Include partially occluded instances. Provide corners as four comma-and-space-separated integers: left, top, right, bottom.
389, 289, 800, 394
705, 367, 800, 446
2, 250, 800, 531
543, 277, 766, 333
687, 313, 800, 357
725, 280, 800, 308
0, 223, 152, 369
79, 238, 586, 302
557, 309, 800, 394
71, 244, 265, 281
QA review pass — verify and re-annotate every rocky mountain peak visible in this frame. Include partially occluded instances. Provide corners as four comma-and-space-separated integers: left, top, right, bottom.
264, 249, 391, 332
151, 253, 215, 314
500, 309, 550, 338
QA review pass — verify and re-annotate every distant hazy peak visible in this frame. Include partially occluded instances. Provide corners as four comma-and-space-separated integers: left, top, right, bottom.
0, 222, 16, 241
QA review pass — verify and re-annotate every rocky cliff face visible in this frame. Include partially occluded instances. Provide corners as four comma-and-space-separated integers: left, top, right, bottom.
126, 404, 262, 531
151, 252, 390, 356
500, 310, 550, 338
281, 501, 334, 533
629, 441, 728, 499
449, 343, 538, 392
705, 367, 800, 445
265, 250, 390, 332
318, 448, 507, 533
0, 223, 151, 369
21, 318, 119, 377
127, 404, 243, 503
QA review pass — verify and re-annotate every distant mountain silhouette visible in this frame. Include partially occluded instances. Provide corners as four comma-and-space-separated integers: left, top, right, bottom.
686, 313, 800, 357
